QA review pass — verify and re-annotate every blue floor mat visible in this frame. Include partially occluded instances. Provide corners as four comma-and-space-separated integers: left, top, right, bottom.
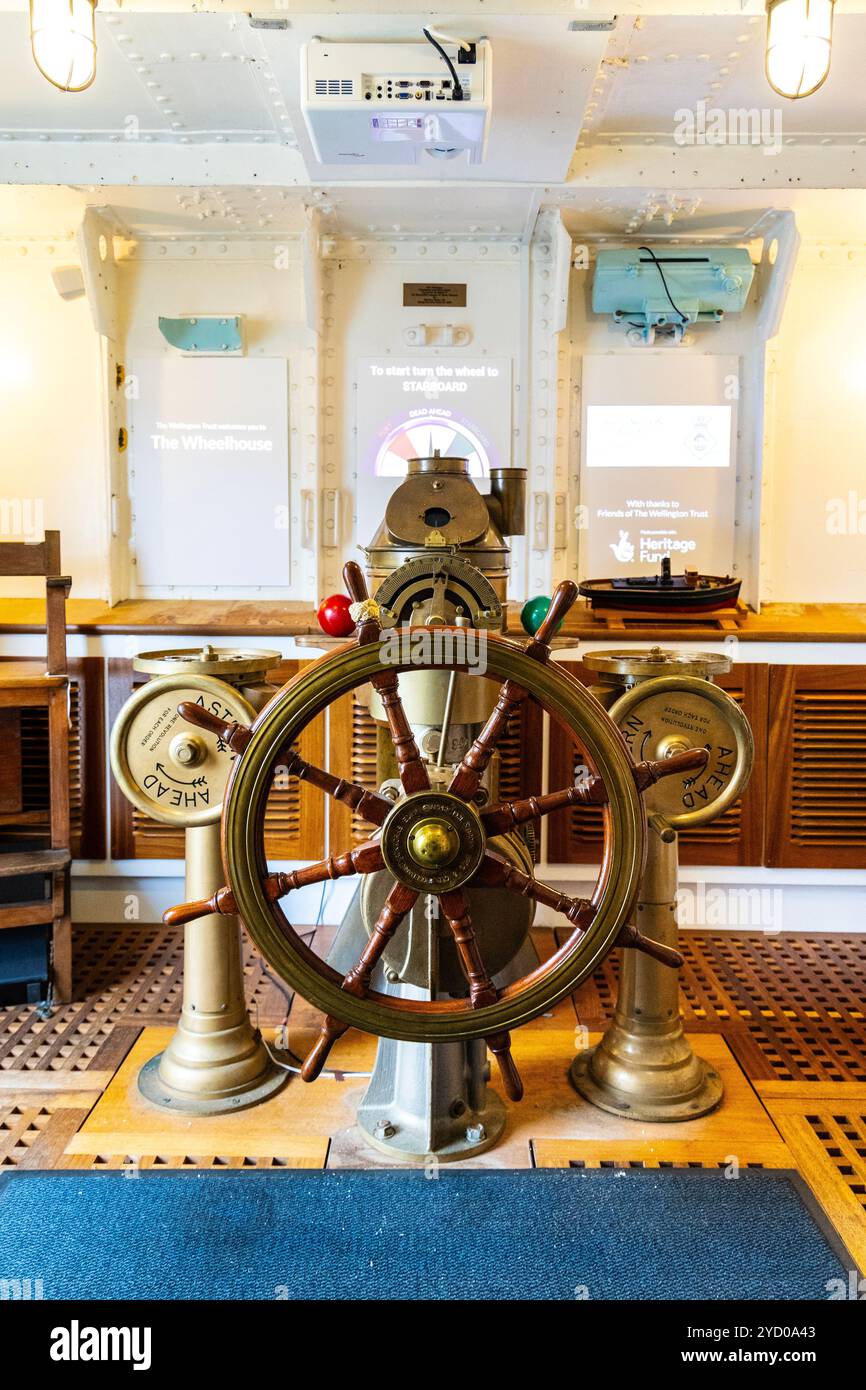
0, 1166, 849, 1300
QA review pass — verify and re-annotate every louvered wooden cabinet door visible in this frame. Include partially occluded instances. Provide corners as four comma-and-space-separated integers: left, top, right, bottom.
328, 682, 545, 851
109, 658, 324, 862
0, 654, 105, 860
547, 661, 767, 867
766, 665, 866, 868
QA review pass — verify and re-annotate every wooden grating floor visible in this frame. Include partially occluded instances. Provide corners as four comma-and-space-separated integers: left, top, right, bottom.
0, 923, 863, 1274
574, 929, 866, 1084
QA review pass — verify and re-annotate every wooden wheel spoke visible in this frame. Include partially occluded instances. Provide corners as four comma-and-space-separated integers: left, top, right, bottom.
343, 882, 418, 996
343, 559, 429, 796
438, 888, 523, 1102
370, 667, 430, 795
162, 841, 384, 929
473, 852, 596, 931
480, 748, 711, 834
301, 882, 418, 1082
282, 749, 392, 826
447, 678, 527, 802
438, 888, 498, 1009
481, 781, 608, 834
448, 579, 579, 803
268, 840, 384, 895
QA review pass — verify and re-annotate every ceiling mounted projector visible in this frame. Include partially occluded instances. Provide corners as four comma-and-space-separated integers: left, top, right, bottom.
300, 39, 492, 166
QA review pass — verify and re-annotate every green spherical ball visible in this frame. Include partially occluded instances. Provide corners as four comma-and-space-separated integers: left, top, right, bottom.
521, 595, 552, 636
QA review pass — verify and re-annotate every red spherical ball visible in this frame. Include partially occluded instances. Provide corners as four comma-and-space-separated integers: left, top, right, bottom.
317, 593, 355, 638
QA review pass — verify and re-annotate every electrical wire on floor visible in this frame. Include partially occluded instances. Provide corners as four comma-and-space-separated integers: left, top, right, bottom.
251, 880, 372, 1080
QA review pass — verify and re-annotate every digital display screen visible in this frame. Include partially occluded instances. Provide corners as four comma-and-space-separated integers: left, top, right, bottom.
580, 386, 737, 579
586, 405, 732, 470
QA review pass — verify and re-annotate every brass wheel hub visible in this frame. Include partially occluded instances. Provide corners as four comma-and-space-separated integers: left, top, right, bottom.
380, 791, 486, 893
408, 818, 460, 867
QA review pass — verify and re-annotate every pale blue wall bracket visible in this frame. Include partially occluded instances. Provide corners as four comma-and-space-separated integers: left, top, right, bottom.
158, 315, 244, 353
592, 248, 755, 343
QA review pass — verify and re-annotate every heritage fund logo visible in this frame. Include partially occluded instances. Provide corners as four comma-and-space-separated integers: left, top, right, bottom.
49, 1320, 152, 1371
673, 100, 783, 157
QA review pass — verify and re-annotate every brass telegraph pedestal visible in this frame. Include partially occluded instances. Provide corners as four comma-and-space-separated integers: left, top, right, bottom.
110, 647, 287, 1114
571, 648, 754, 1122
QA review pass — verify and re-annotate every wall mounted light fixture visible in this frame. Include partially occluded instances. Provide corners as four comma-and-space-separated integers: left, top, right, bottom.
30, 0, 97, 93
765, 0, 835, 100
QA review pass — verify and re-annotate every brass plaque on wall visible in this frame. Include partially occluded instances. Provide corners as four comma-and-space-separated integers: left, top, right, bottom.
403, 283, 467, 307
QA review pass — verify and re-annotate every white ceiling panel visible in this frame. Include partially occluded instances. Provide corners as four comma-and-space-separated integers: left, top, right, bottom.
587, 14, 866, 144
255, 16, 609, 183
555, 187, 866, 241
0, 11, 606, 180
0, 11, 287, 142
0, 182, 536, 241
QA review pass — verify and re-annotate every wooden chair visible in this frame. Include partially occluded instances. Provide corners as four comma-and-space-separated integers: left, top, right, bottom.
0, 532, 72, 1002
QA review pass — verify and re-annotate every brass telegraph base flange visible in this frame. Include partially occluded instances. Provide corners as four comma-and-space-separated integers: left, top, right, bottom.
138, 1045, 287, 1116
570, 1033, 723, 1123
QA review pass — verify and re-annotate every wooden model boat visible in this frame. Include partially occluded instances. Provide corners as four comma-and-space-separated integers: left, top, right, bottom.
579, 557, 741, 614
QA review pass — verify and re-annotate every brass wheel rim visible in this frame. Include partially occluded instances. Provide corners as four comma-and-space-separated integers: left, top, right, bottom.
609, 674, 754, 830
222, 637, 645, 1043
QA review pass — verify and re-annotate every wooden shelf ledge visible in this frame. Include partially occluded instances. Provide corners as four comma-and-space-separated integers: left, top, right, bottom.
0, 598, 865, 644
0, 847, 71, 879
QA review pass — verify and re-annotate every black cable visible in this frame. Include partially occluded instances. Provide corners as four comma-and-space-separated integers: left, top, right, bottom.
422, 27, 463, 100
638, 245, 687, 324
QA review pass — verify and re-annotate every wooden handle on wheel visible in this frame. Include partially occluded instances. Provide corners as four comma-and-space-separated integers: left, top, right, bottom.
301, 1016, 350, 1082
342, 560, 369, 606
616, 922, 684, 969
177, 702, 252, 755
530, 580, 578, 651
163, 885, 237, 927
487, 1032, 524, 1102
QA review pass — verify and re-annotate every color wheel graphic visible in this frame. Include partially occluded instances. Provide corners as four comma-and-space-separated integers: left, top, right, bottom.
374, 414, 491, 478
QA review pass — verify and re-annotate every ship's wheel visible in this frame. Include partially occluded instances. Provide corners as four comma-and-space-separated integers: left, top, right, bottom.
165, 566, 708, 1102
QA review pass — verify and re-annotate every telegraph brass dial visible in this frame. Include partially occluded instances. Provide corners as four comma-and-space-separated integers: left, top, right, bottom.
609, 674, 754, 830
110, 674, 256, 828
373, 553, 502, 629
132, 645, 281, 678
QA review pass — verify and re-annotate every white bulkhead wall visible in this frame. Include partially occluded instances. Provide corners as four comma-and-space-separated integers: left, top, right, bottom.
318, 232, 530, 600
762, 243, 866, 604
0, 244, 106, 596
3, 203, 866, 609
115, 237, 315, 602
565, 214, 799, 610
